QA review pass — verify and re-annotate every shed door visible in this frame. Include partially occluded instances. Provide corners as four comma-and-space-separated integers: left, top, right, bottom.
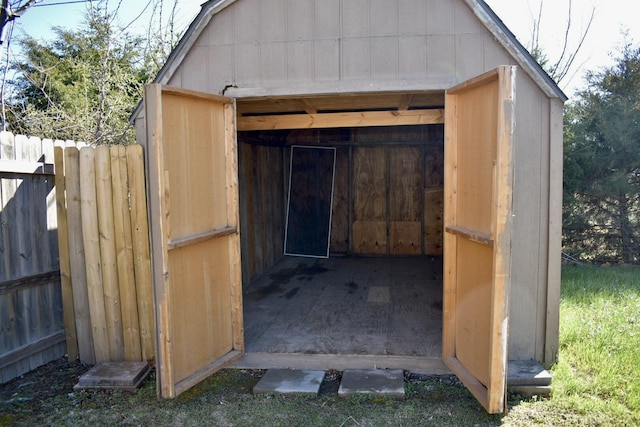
442, 66, 515, 414
144, 84, 243, 398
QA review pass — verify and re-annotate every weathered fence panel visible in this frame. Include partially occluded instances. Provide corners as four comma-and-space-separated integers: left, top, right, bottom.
1, 133, 154, 384
0, 132, 65, 384
56, 144, 154, 365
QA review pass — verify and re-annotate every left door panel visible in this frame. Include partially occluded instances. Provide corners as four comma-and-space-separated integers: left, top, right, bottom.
144, 84, 243, 398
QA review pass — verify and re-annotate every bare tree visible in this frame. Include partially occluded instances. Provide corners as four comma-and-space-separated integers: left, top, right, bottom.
0, 0, 40, 130
528, 0, 595, 86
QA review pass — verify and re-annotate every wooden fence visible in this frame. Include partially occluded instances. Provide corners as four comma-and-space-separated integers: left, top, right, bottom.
0, 132, 65, 383
1, 133, 155, 384
55, 143, 154, 365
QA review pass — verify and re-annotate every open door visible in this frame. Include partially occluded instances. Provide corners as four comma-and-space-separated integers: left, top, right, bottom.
144, 84, 243, 398
443, 66, 515, 413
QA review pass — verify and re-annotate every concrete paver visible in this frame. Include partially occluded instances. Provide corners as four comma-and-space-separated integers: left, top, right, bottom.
253, 369, 325, 396
338, 369, 405, 399
74, 362, 150, 391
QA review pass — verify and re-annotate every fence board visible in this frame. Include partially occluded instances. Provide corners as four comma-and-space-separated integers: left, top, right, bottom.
80, 147, 110, 363
1, 132, 22, 381
111, 145, 141, 361
95, 146, 125, 362
63, 147, 95, 364
15, 135, 40, 371
54, 144, 78, 361
1, 132, 16, 279
127, 144, 155, 362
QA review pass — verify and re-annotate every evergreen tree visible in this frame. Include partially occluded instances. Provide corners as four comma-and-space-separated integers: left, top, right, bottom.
564, 41, 640, 263
6, 7, 156, 144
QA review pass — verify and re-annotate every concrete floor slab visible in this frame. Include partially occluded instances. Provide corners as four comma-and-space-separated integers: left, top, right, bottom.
253, 369, 325, 396
338, 369, 405, 399
74, 362, 150, 391
244, 257, 443, 357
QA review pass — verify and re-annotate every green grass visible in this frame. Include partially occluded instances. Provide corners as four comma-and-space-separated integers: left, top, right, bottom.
1, 368, 502, 426
504, 264, 640, 426
2, 265, 639, 426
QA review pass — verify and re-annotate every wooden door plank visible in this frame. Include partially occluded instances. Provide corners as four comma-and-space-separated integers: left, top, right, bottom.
442, 90, 458, 361
225, 100, 244, 352
486, 66, 515, 412
144, 83, 174, 396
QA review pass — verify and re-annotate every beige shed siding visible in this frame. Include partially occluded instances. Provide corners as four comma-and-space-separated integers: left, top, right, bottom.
508, 71, 552, 361
139, 0, 562, 365
168, 0, 518, 95
399, 0, 427, 35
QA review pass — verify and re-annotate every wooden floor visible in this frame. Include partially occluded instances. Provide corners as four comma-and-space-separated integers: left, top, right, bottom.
243, 256, 443, 357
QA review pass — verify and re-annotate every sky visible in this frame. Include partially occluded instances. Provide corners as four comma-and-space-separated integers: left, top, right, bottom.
485, 0, 637, 95
9, 0, 640, 98
11, 0, 203, 42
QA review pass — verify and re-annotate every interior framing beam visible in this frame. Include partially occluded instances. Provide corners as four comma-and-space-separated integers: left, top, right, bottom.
237, 109, 444, 131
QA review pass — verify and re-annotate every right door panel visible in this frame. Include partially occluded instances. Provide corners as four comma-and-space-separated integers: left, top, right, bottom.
442, 66, 516, 414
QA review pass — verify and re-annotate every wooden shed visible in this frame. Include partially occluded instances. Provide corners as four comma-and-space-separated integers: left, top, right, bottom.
133, 0, 565, 413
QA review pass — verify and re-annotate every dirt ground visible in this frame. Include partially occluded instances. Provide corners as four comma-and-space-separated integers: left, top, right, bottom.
1, 359, 91, 414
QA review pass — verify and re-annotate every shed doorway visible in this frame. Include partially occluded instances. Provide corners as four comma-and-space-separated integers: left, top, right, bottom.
237, 118, 446, 359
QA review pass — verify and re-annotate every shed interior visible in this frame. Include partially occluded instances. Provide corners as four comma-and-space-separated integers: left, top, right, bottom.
236, 92, 447, 357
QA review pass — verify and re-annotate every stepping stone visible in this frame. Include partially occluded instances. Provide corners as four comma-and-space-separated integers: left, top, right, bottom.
74, 361, 150, 391
253, 369, 325, 396
338, 369, 405, 399
507, 360, 552, 397
508, 360, 552, 386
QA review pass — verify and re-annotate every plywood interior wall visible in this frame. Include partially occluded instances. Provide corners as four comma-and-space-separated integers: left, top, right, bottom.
238, 125, 444, 283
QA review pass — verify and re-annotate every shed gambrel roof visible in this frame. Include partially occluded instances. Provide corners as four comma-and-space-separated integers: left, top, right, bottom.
134, 0, 566, 120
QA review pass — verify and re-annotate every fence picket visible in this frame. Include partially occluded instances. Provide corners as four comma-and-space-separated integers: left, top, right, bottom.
95, 146, 125, 362
80, 147, 110, 363
110, 145, 142, 361
64, 147, 95, 364
127, 144, 155, 362
54, 145, 78, 361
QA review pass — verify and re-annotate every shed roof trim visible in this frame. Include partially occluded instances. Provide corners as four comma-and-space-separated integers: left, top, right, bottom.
132, 0, 566, 122
463, 0, 566, 101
